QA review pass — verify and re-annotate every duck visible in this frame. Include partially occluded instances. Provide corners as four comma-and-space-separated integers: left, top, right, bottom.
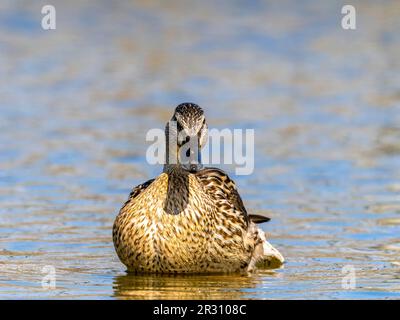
113, 103, 284, 273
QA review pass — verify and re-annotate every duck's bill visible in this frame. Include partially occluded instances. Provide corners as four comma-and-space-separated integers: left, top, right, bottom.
179, 144, 203, 172
182, 163, 204, 173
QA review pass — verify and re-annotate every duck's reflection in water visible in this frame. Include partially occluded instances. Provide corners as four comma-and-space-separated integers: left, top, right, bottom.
112, 271, 277, 299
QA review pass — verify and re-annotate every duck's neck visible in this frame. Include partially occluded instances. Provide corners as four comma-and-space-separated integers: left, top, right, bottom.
163, 124, 203, 174
163, 139, 181, 174
162, 163, 190, 215
163, 164, 182, 174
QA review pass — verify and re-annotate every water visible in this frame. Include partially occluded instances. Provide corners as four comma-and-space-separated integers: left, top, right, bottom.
1, 0, 400, 299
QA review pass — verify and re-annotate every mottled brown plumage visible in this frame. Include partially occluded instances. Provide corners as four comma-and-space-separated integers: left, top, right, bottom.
113, 103, 284, 273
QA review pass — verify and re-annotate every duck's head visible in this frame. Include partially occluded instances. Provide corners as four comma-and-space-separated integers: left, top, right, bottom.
165, 103, 208, 173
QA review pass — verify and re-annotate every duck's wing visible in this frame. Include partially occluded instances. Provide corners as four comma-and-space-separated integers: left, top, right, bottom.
124, 178, 155, 205
195, 167, 250, 224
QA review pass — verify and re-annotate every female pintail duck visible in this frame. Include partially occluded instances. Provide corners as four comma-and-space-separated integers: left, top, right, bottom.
113, 103, 284, 273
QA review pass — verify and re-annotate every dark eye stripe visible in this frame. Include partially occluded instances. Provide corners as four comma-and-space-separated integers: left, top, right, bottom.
177, 121, 183, 132
198, 120, 206, 141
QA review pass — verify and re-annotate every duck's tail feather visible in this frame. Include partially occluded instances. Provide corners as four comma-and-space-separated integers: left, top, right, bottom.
249, 214, 271, 224
247, 227, 285, 272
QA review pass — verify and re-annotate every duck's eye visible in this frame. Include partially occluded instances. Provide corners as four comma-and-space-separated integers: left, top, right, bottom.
186, 148, 191, 157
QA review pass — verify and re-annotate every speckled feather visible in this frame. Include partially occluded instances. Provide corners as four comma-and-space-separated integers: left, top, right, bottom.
112, 103, 283, 273
113, 166, 278, 273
